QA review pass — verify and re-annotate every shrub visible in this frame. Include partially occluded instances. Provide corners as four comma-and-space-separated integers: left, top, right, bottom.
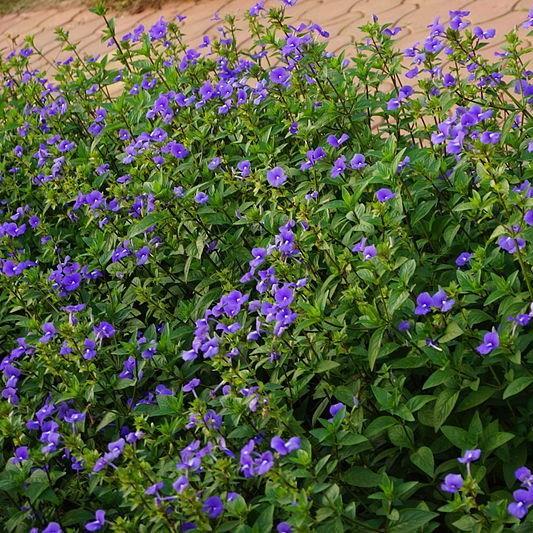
1, 2, 533, 531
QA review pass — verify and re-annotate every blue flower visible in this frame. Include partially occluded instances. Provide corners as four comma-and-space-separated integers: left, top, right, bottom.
458, 449, 481, 464
203, 495, 224, 519
375, 188, 396, 202
195, 192, 209, 204
476, 329, 499, 355
267, 167, 287, 187
415, 292, 433, 315
270, 67, 290, 86
455, 252, 472, 267
270, 436, 301, 455
441, 473, 463, 493
84, 510, 105, 531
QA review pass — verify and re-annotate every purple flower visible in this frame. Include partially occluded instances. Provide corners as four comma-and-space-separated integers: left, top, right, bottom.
63, 273, 81, 292
327, 133, 349, 148
397, 156, 410, 173
267, 167, 287, 187
83, 338, 97, 360
476, 329, 499, 355
271, 436, 301, 455
375, 188, 396, 202
458, 449, 481, 464
509, 314, 532, 327
455, 252, 472, 267
352, 237, 367, 253
508, 489, 533, 519
183, 378, 200, 392
415, 292, 433, 315
524, 210, 533, 226
202, 495, 224, 519
426, 338, 441, 350
383, 26, 401, 36
329, 402, 345, 419
237, 160, 251, 177
88, 122, 104, 136
249, 247, 267, 269
387, 98, 401, 111
149, 18, 168, 40
330, 156, 346, 178
277, 523, 293, 533
274, 285, 294, 307
195, 192, 209, 204
270, 67, 290, 86
249, 1, 265, 16
432, 289, 455, 312
516, 467, 533, 486
441, 473, 464, 493
119, 357, 136, 380
498, 235, 525, 254
256, 451, 275, 474
173, 475, 189, 493
42, 523, 63, 533
362, 245, 377, 260
173, 186, 185, 198
397, 320, 411, 331
443, 73, 456, 87
480, 131, 501, 144
136, 246, 150, 266
145, 482, 164, 495
85, 510, 105, 531
164, 141, 189, 159
39, 322, 57, 343
155, 384, 172, 395
11, 446, 29, 464
94, 322, 115, 339
208, 157, 221, 170
350, 153, 366, 169
473, 26, 496, 40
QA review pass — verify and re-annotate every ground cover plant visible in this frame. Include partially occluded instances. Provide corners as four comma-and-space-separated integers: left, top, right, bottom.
1, 1, 533, 531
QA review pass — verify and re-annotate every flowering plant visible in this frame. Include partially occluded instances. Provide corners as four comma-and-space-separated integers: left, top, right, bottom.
1, 1, 533, 531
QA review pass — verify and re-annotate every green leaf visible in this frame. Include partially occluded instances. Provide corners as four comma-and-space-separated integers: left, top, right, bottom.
315, 360, 341, 373
127, 212, 168, 238
25, 482, 49, 504
61, 509, 94, 527
439, 322, 463, 343
96, 411, 117, 432
410, 447, 434, 477
337, 432, 368, 446
252, 504, 274, 533
441, 425, 474, 449
365, 416, 397, 438
503, 377, 533, 399
342, 466, 382, 487
457, 386, 495, 412
433, 389, 459, 431
368, 327, 385, 371
482, 431, 515, 454
452, 515, 480, 531
389, 509, 438, 533
399, 259, 416, 285
423, 368, 455, 390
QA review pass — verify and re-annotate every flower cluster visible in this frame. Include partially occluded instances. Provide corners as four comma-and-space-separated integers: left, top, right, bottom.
0, 2, 533, 531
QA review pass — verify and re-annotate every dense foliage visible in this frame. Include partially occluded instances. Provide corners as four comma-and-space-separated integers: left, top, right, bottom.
1, 2, 533, 531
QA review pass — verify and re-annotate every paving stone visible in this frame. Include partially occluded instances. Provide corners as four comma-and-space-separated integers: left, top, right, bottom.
1, 0, 530, 76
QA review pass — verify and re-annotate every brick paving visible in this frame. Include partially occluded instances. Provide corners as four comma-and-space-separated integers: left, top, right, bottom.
0, 0, 531, 72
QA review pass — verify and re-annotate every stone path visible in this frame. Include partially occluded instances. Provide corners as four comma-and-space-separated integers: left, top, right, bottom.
1, 0, 532, 72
